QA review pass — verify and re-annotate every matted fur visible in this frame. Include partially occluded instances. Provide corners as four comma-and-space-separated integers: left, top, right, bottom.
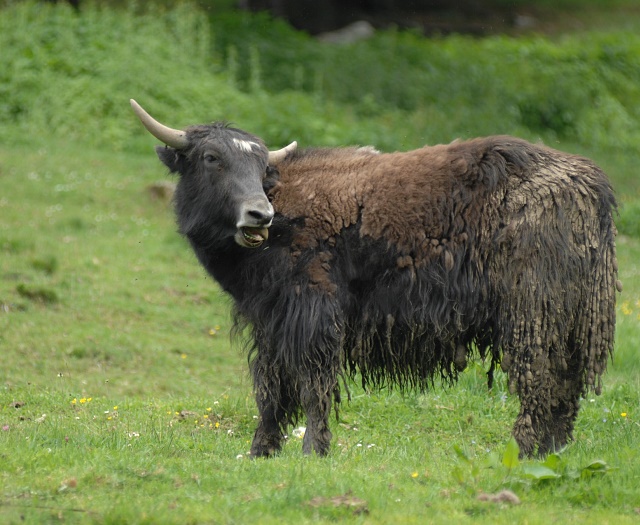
156, 130, 618, 458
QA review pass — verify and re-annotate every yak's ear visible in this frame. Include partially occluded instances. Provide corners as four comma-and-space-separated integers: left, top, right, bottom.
155, 145, 183, 173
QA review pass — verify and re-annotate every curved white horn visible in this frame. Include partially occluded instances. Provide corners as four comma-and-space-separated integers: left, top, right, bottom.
130, 99, 189, 149
268, 141, 297, 164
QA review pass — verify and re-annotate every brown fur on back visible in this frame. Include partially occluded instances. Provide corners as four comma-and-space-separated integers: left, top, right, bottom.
271, 137, 610, 264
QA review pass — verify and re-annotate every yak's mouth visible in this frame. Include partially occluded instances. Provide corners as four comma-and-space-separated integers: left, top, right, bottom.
236, 226, 269, 248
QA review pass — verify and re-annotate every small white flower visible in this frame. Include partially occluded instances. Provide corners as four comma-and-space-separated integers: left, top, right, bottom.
236, 454, 244, 459
291, 427, 306, 439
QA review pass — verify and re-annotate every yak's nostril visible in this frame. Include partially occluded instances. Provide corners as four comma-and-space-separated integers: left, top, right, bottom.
248, 209, 274, 225
238, 199, 274, 231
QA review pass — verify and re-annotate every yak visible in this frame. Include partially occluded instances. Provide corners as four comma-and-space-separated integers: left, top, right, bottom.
131, 99, 619, 458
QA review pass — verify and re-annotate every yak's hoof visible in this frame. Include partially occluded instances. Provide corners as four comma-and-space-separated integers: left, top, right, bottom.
250, 436, 281, 458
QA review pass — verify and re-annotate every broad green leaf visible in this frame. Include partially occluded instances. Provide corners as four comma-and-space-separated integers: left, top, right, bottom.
581, 459, 611, 477
502, 437, 520, 469
583, 459, 609, 471
543, 453, 562, 471
522, 465, 562, 480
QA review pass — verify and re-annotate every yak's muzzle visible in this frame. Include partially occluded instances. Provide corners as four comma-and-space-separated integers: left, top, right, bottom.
235, 199, 274, 248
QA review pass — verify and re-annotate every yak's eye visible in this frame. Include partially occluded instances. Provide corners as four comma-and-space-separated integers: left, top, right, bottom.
204, 154, 219, 164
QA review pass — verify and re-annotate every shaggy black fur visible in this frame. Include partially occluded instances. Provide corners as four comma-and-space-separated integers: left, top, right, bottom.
151, 126, 618, 458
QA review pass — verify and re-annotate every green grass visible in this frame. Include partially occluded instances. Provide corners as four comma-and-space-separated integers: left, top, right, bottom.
1, 1, 640, 523
1, 114, 639, 525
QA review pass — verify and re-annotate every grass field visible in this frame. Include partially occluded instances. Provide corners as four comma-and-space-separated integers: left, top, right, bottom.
1, 125, 639, 525
1, 1, 640, 523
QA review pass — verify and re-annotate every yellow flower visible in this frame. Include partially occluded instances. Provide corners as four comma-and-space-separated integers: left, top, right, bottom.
181, 354, 187, 359
215, 422, 220, 429
79, 398, 87, 404
206, 407, 212, 412
621, 302, 632, 315
113, 406, 118, 411
411, 472, 419, 478
71, 398, 77, 405
621, 412, 627, 418
203, 414, 209, 419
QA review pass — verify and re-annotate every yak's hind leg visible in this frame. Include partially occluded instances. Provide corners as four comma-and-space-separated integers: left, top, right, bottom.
537, 343, 585, 456
507, 320, 584, 457
504, 307, 572, 457
512, 346, 584, 458
508, 348, 552, 458
250, 349, 298, 458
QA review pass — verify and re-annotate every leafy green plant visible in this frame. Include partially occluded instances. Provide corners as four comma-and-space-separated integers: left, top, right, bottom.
453, 436, 614, 496
618, 201, 640, 238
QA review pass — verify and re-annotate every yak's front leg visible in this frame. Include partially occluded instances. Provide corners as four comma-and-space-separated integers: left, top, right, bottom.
300, 373, 337, 456
288, 289, 342, 456
250, 348, 297, 458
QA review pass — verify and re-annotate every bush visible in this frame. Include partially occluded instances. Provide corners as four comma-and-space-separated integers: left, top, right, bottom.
212, 12, 640, 151
1, 0, 640, 196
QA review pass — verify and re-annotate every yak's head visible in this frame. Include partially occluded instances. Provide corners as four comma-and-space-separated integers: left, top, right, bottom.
130, 99, 296, 249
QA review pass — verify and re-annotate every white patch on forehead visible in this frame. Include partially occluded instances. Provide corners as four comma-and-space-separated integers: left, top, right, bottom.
232, 138, 259, 152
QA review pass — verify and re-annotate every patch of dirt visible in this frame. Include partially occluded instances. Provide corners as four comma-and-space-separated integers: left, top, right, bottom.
477, 489, 521, 505
305, 491, 369, 515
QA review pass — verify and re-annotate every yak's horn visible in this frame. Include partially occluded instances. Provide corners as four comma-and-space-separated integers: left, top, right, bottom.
268, 141, 297, 164
130, 99, 189, 149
